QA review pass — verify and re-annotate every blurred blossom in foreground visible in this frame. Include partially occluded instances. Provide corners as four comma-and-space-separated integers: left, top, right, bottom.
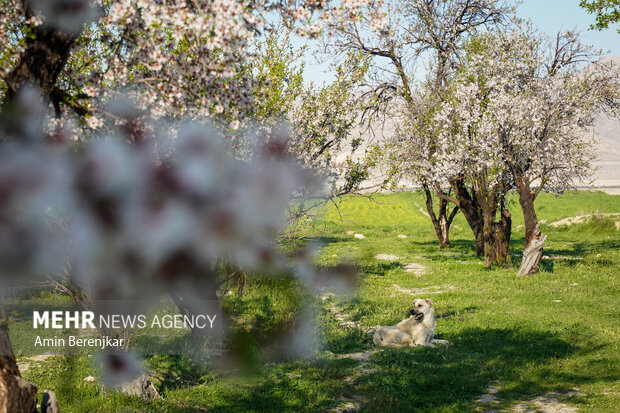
0, 88, 353, 300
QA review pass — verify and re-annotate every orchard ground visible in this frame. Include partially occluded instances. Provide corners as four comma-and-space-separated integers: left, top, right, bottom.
15, 190, 619, 412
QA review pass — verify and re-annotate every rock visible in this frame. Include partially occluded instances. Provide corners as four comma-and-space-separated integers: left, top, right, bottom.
354, 234, 365, 239
115, 374, 160, 400
41, 391, 59, 413
374, 254, 398, 261
402, 263, 427, 277
397, 234, 407, 239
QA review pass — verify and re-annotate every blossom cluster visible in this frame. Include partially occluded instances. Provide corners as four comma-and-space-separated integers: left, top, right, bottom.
430, 29, 616, 192
0, 89, 331, 301
1, 0, 373, 135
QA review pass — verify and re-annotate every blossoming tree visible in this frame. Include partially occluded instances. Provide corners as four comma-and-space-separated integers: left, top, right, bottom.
432, 28, 618, 271
323, 0, 513, 251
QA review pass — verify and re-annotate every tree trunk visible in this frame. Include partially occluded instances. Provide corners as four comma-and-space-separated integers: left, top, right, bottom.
481, 206, 494, 268
490, 209, 512, 266
452, 180, 484, 256
459, 199, 484, 256
422, 184, 457, 248
475, 181, 511, 268
3, 9, 79, 106
437, 210, 450, 248
0, 6, 81, 411
518, 223, 546, 276
0, 306, 38, 413
516, 185, 545, 275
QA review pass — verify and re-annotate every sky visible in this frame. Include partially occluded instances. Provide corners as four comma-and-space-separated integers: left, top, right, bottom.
301, 0, 620, 85
519, 0, 619, 55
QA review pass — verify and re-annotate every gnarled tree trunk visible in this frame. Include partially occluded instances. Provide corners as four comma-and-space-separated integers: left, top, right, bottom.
1, 306, 38, 413
473, 178, 512, 267
516, 185, 545, 275
518, 223, 546, 276
0, 4, 82, 410
450, 179, 484, 256
490, 208, 512, 266
3, 3, 80, 112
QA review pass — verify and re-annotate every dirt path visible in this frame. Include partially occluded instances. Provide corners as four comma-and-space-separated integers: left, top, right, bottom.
549, 213, 620, 227
476, 383, 583, 412
320, 292, 383, 412
392, 284, 455, 296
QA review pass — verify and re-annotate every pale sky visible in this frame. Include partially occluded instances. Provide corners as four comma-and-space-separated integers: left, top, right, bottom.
301, 0, 620, 85
519, 0, 619, 55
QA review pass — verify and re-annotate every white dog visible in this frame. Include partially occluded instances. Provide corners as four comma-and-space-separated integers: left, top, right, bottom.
372, 299, 449, 348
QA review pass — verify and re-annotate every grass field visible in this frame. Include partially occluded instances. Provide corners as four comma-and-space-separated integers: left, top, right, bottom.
16, 190, 620, 412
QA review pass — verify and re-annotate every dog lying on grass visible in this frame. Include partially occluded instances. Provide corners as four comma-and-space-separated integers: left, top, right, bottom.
372, 299, 450, 348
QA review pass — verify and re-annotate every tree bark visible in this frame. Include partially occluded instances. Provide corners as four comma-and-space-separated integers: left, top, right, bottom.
518, 224, 546, 276
3, 3, 79, 109
0, 5, 81, 410
473, 178, 511, 267
490, 208, 512, 266
451, 180, 484, 256
4, 26, 75, 97
0, 306, 38, 413
516, 183, 545, 275
422, 184, 457, 248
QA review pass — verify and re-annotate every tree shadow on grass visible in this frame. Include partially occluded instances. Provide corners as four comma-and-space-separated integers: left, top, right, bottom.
354, 327, 603, 412
544, 239, 620, 258
200, 359, 363, 413
435, 306, 478, 321
511, 238, 620, 270
160, 327, 605, 413
359, 261, 402, 277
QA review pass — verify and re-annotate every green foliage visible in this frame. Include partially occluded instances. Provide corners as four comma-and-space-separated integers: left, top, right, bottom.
290, 50, 372, 195
580, 0, 620, 32
243, 31, 373, 198
245, 29, 306, 124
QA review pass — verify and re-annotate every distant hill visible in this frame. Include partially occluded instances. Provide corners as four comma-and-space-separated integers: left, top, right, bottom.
589, 56, 620, 193
335, 56, 620, 193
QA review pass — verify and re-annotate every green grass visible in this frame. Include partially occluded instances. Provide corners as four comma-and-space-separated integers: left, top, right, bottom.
16, 190, 620, 412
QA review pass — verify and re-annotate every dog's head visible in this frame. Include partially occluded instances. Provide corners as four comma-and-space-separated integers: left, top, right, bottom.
409, 298, 434, 321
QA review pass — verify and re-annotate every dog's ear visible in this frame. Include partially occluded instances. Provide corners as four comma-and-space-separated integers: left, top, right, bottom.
424, 299, 435, 306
